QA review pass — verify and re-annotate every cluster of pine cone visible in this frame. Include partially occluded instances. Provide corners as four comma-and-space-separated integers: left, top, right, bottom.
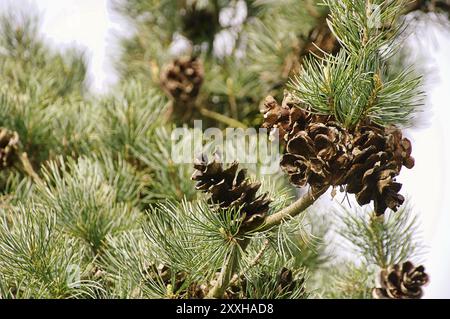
0, 127, 19, 169
262, 94, 414, 215
191, 154, 271, 229
373, 261, 429, 299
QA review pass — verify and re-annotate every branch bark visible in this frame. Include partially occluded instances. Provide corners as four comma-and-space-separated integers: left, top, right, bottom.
207, 238, 249, 298
19, 152, 43, 185
255, 186, 328, 233
197, 107, 248, 129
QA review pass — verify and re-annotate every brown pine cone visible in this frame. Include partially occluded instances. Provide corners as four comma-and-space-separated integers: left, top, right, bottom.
345, 123, 414, 215
191, 154, 271, 228
276, 268, 297, 295
261, 95, 414, 215
373, 261, 429, 299
0, 128, 19, 169
385, 126, 415, 170
280, 120, 352, 192
160, 56, 204, 105
261, 95, 291, 140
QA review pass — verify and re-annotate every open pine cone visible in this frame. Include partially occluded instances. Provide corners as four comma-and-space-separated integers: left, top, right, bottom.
191, 154, 271, 228
346, 123, 414, 215
281, 120, 352, 192
373, 261, 429, 299
263, 93, 352, 192
262, 93, 315, 142
0, 127, 19, 169
160, 56, 204, 105
262, 94, 414, 215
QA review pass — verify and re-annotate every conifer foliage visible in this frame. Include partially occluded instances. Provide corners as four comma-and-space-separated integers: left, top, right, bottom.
0, 0, 443, 299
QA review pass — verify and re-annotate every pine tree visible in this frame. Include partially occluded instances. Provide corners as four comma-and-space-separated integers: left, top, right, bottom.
0, 0, 446, 299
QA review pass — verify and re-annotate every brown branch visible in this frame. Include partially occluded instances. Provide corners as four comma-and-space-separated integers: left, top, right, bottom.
207, 238, 249, 299
255, 186, 328, 233
197, 106, 248, 129
19, 152, 43, 185
228, 239, 270, 287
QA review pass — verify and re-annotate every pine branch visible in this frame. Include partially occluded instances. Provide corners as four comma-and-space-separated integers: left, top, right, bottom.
229, 238, 270, 287
254, 187, 328, 233
207, 186, 327, 298
290, 0, 424, 127
336, 202, 424, 267
207, 238, 249, 298
18, 152, 43, 185
197, 106, 248, 129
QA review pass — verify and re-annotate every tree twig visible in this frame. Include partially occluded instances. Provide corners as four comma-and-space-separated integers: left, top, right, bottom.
207, 238, 249, 298
255, 186, 328, 233
228, 239, 270, 287
197, 107, 248, 129
19, 152, 43, 185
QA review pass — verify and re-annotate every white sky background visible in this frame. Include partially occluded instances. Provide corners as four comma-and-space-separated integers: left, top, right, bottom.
0, 0, 449, 298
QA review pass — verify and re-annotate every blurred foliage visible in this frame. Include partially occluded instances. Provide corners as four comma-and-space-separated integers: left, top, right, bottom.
113, 0, 326, 127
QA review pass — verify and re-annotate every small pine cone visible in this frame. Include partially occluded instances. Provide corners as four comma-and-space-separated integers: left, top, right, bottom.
186, 283, 209, 299
191, 154, 271, 228
373, 261, 429, 299
0, 128, 19, 169
224, 275, 247, 299
160, 56, 204, 105
385, 126, 415, 170
276, 267, 305, 297
280, 120, 352, 192
261, 95, 290, 140
345, 123, 414, 215
346, 151, 405, 215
